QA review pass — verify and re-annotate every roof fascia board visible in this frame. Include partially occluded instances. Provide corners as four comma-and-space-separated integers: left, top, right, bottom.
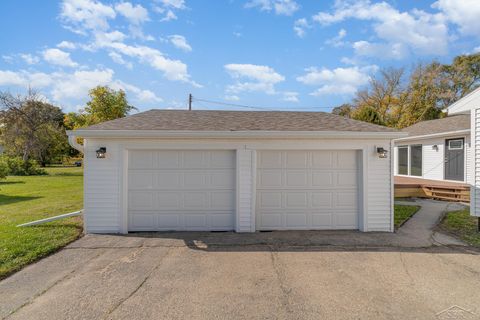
67, 130, 407, 139
394, 129, 470, 142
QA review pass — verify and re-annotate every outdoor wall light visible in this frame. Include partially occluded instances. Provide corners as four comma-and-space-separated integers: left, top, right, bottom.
96, 147, 107, 159
376, 147, 388, 158
432, 145, 439, 151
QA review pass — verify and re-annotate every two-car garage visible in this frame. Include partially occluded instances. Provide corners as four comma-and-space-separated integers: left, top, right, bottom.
71, 110, 400, 234
127, 149, 359, 232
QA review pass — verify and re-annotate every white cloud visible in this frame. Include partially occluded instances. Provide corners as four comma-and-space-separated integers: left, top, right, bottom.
43, 48, 78, 67
115, 2, 149, 25
433, 0, 480, 36
352, 41, 408, 60
108, 51, 133, 69
20, 54, 40, 65
293, 18, 310, 38
57, 41, 77, 49
154, 0, 186, 22
282, 91, 299, 102
168, 35, 192, 52
60, 0, 116, 33
0, 68, 162, 108
312, 0, 449, 58
225, 95, 240, 101
325, 28, 347, 47
224, 63, 285, 95
297, 65, 378, 96
245, 0, 299, 16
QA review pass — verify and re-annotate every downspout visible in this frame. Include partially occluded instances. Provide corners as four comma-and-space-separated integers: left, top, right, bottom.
68, 135, 84, 153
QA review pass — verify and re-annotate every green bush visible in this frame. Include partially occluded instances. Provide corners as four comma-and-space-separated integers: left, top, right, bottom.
0, 158, 8, 179
0, 156, 47, 176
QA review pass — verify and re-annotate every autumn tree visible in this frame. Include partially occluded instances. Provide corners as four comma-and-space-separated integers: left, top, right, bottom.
65, 86, 136, 130
0, 91, 68, 166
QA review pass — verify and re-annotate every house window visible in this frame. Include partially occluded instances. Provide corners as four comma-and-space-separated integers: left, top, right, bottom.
448, 139, 463, 150
410, 145, 422, 176
398, 146, 408, 175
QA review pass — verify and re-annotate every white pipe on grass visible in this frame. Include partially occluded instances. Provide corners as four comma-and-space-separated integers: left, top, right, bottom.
17, 210, 83, 227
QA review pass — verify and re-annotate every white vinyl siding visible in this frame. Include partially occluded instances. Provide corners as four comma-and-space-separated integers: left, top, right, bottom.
256, 150, 359, 230
394, 135, 471, 183
82, 138, 394, 233
473, 108, 480, 216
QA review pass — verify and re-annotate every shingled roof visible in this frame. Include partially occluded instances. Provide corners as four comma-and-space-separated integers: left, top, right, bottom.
78, 110, 398, 133
401, 114, 470, 137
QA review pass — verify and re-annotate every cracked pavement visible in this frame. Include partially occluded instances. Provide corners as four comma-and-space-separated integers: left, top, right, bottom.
1, 200, 480, 319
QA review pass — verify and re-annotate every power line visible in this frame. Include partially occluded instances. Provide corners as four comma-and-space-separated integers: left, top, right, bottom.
190, 96, 333, 111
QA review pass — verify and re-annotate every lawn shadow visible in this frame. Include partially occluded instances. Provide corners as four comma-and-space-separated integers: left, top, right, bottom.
49, 172, 83, 177
0, 181, 26, 185
0, 194, 42, 206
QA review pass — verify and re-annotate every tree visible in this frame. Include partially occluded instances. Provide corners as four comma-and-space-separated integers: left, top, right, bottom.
66, 86, 135, 130
0, 91, 68, 166
331, 103, 353, 118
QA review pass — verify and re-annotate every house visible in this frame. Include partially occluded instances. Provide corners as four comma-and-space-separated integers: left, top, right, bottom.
447, 87, 480, 219
393, 115, 472, 184
67, 110, 405, 234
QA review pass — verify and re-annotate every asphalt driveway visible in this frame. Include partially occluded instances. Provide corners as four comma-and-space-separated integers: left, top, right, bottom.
1, 200, 479, 320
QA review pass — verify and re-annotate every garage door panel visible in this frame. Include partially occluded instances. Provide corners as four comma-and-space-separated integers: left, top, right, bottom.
286, 170, 308, 186
257, 150, 359, 230
258, 151, 283, 168
286, 151, 308, 168
128, 150, 235, 231
258, 191, 282, 208
312, 171, 333, 186
285, 192, 308, 208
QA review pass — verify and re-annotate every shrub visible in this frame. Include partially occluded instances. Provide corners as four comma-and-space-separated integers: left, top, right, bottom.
0, 156, 47, 176
0, 158, 8, 179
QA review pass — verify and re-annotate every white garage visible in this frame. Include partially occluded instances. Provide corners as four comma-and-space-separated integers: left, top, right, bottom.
68, 110, 405, 234
256, 150, 358, 230
128, 150, 236, 231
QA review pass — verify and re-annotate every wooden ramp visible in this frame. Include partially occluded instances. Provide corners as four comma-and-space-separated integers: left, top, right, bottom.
394, 176, 470, 203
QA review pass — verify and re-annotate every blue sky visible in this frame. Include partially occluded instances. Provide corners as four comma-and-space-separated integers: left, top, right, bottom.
0, 0, 479, 113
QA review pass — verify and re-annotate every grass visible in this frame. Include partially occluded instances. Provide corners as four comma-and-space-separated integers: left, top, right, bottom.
440, 207, 480, 247
394, 204, 420, 228
0, 167, 83, 279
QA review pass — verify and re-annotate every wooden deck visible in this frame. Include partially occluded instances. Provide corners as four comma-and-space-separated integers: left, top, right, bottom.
394, 176, 470, 203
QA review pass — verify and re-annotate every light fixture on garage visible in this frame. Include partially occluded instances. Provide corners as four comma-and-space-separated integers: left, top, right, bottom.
432, 145, 439, 151
96, 147, 107, 159
376, 147, 388, 158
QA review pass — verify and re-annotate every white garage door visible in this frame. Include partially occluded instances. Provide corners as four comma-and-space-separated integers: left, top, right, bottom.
128, 150, 235, 231
256, 150, 359, 230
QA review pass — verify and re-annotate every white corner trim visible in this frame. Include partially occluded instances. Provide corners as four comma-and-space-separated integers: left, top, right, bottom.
67, 129, 407, 139
68, 135, 84, 153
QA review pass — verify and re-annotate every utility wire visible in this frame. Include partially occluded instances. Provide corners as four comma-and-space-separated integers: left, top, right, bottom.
191, 96, 333, 111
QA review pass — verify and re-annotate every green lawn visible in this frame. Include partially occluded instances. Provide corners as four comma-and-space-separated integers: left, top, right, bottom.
440, 207, 480, 247
0, 167, 83, 279
394, 204, 420, 228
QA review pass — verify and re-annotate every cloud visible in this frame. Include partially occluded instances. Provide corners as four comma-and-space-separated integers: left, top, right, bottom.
20, 54, 40, 65
224, 63, 286, 97
0, 68, 162, 108
115, 2, 149, 25
312, 0, 449, 58
293, 18, 310, 38
282, 91, 299, 102
245, 0, 299, 16
297, 65, 378, 96
43, 48, 78, 67
432, 0, 480, 36
57, 41, 77, 49
60, 0, 116, 33
153, 0, 186, 21
108, 51, 133, 69
325, 28, 347, 47
168, 35, 192, 52
225, 95, 240, 101
352, 41, 408, 60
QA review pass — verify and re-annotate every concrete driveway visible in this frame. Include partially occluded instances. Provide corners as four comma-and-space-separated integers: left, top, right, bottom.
1, 200, 480, 320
